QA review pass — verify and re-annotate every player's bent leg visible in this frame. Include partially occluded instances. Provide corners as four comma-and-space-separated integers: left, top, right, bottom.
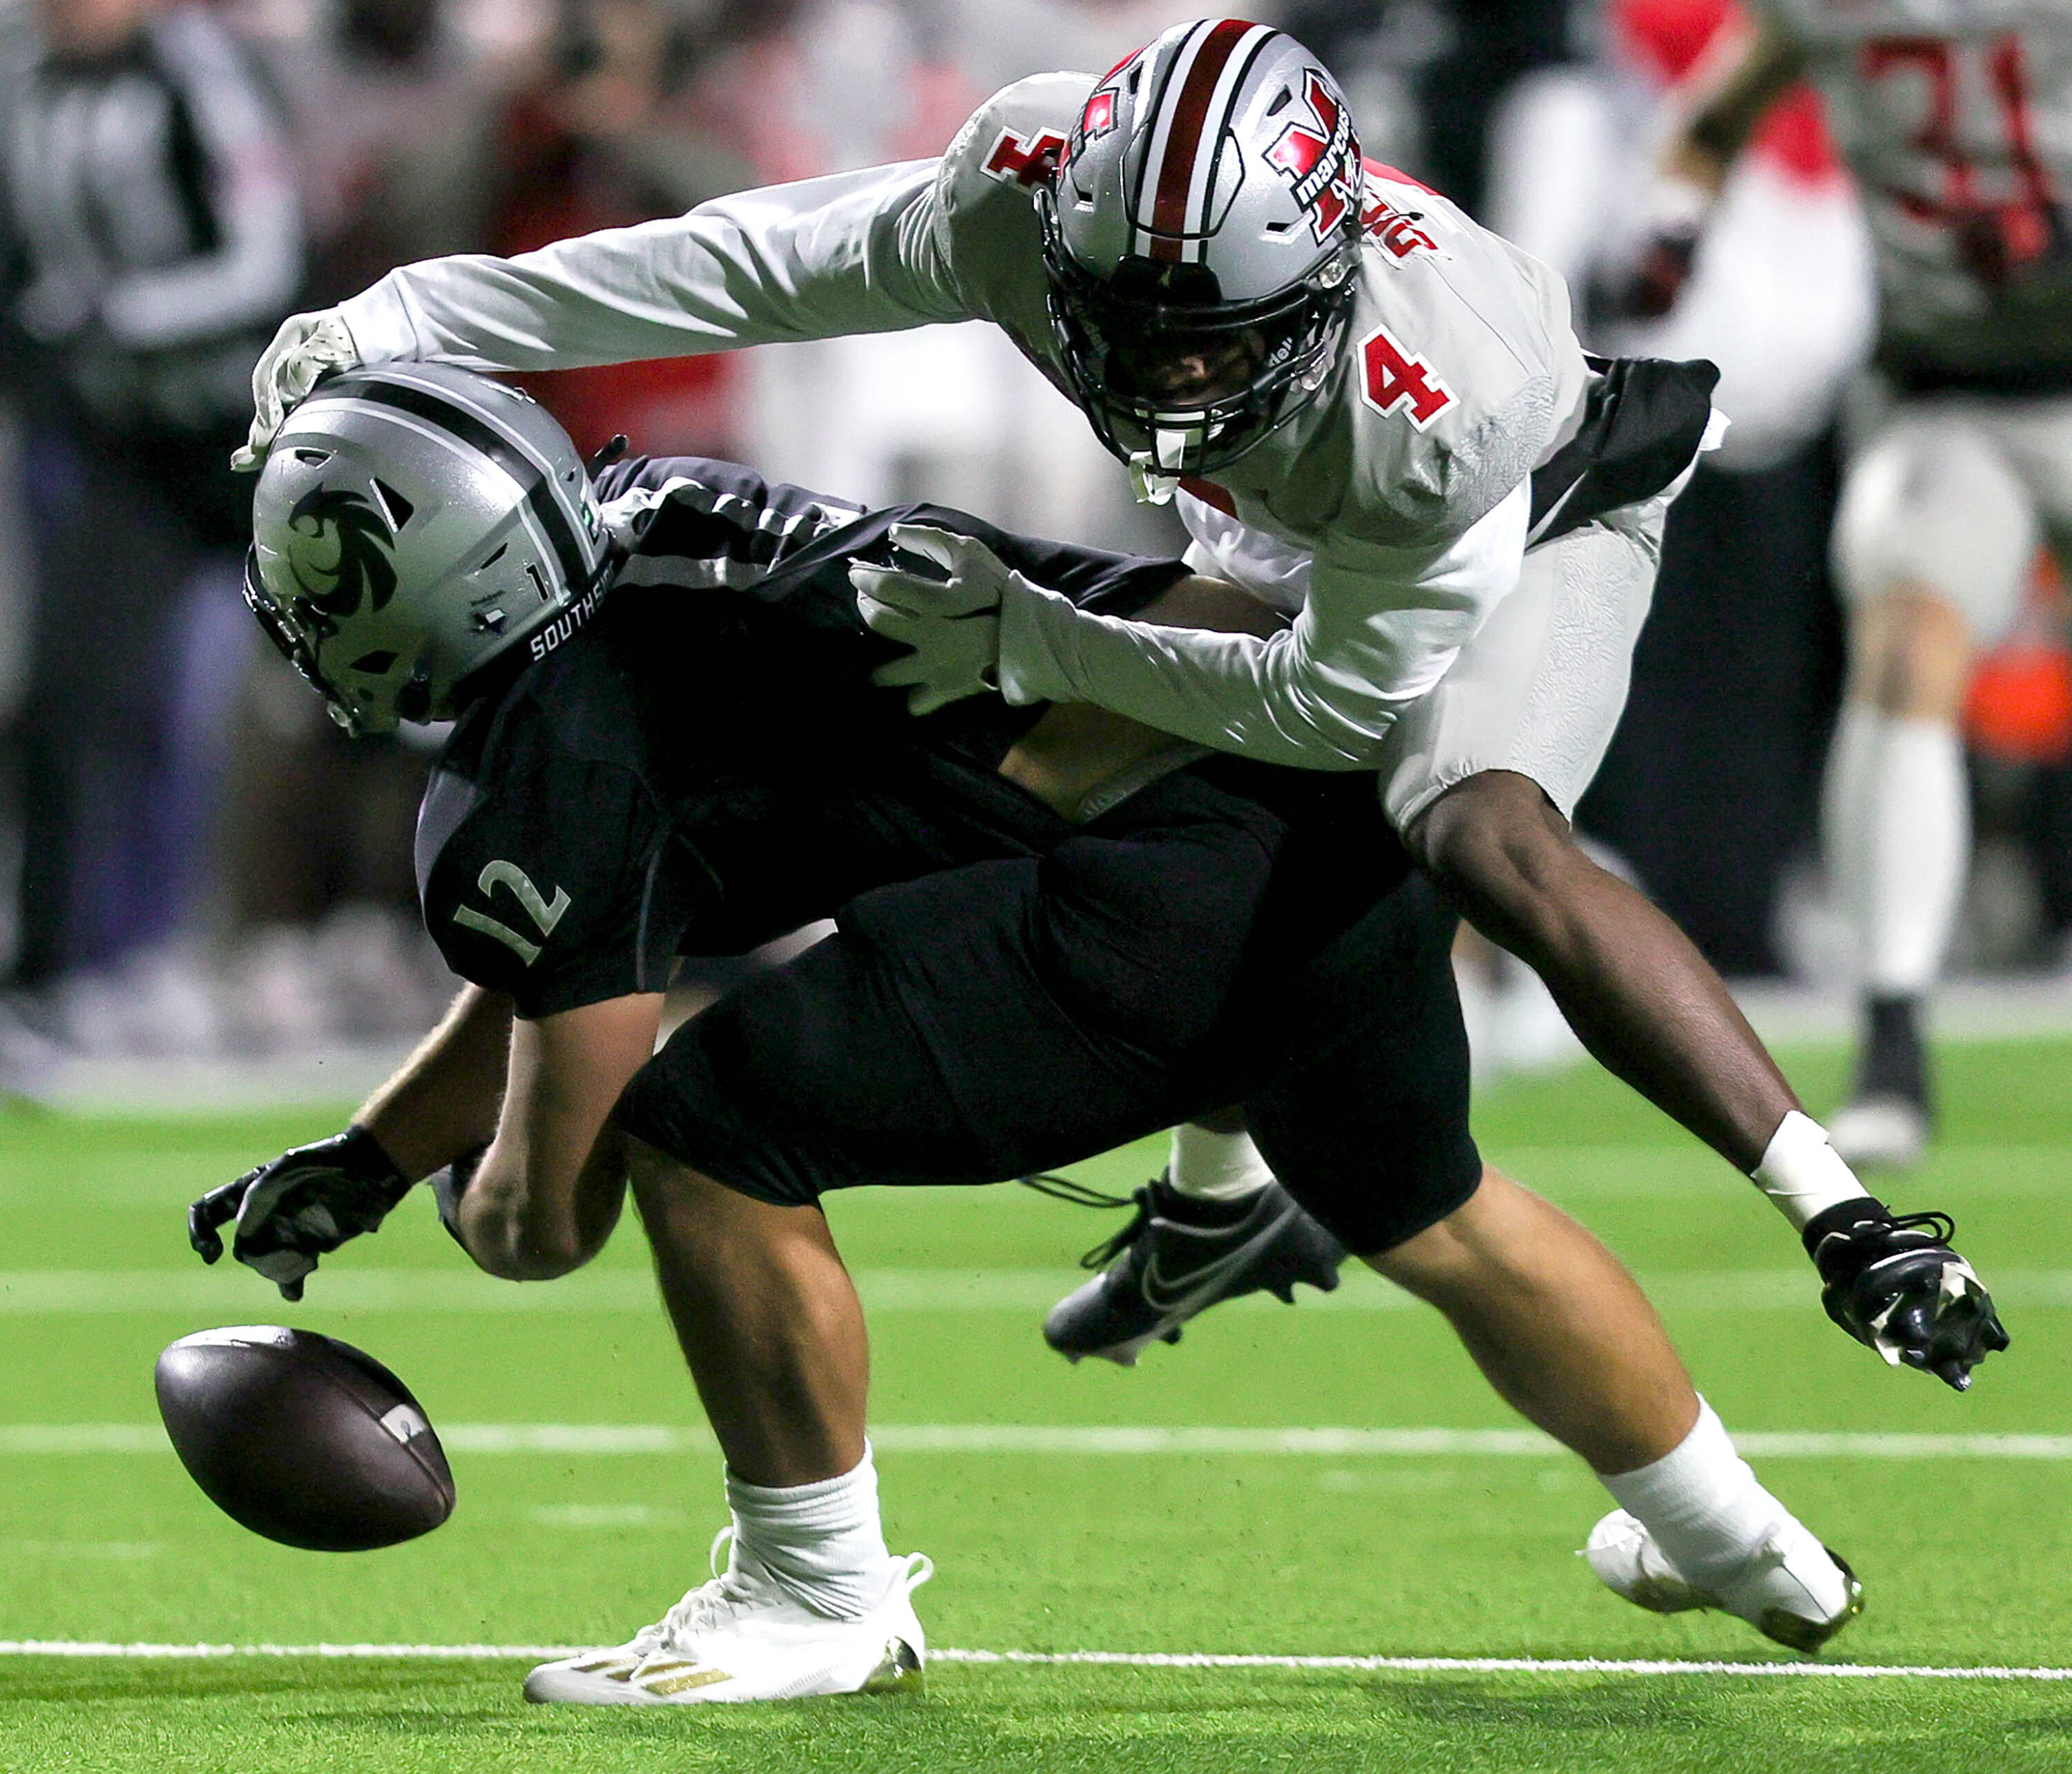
525, 1140, 928, 1706
1406, 769, 1801, 1172
1368, 1165, 1696, 1473
1381, 498, 1805, 1174
1372, 1168, 1861, 1652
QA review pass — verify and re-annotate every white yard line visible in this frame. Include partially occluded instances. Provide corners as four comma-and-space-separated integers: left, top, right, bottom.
2, 1268, 2069, 1314
4, 1423, 2071, 1458
0, 1641, 2066, 1680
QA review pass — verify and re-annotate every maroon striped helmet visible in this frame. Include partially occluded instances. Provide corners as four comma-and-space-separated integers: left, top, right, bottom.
1038, 20, 1363, 480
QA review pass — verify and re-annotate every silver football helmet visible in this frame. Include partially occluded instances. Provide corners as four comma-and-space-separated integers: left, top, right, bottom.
245, 363, 608, 735
1039, 21, 1365, 479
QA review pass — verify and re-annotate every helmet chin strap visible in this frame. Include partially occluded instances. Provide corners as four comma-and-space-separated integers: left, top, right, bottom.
1129, 416, 1209, 504
1129, 453, 1179, 505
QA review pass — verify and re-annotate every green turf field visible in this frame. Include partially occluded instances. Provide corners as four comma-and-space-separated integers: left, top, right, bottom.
1, 1040, 2068, 1771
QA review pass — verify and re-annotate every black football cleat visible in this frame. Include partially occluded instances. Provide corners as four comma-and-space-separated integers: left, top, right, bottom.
1041, 1173, 1347, 1366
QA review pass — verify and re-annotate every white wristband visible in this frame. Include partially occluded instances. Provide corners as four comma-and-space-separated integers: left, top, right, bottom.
1751, 1110, 1872, 1230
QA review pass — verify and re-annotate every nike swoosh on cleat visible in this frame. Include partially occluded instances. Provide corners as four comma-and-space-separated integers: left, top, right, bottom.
1137, 1201, 1301, 1318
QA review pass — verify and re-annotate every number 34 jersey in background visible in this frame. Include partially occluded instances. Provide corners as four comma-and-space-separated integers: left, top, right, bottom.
1758, 0, 2072, 384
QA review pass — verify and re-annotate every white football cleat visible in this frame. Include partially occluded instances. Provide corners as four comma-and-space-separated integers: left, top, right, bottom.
1584, 1509, 1863, 1654
525, 1529, 932, 1704
1828, 1096, 1928, 1172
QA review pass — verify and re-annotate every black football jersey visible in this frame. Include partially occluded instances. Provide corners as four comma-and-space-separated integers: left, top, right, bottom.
414, 456, 1196, 1018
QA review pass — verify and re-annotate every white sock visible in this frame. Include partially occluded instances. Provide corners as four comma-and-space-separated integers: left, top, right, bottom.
1597, 1399, 1788, 1594
725, 1443, 896, 1619
1864, 716, 1968, 995
1166, 1123, 1274, 1202
1820, 700, 1879, 939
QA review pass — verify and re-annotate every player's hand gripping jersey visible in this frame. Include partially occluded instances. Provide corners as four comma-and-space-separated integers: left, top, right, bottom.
416, 453, 1469, 1232
1755, 0, 2072, 388
328, 61, 1714, 777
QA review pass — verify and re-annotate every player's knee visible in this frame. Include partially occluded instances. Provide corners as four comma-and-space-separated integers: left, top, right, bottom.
1407, 771, 1577, 933
1362, 1165, 1499, 1306
1854, 588, 1972, 721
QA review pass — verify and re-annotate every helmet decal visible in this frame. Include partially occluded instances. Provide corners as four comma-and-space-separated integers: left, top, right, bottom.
1078, 86, 1117, 146
1265, 70, 1360, 243
1129, 18, 1277, 263
282, 486, 397, 629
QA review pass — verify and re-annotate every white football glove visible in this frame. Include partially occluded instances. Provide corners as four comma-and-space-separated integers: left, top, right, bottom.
851, 524, 1026, 716
233, 309, 364, 471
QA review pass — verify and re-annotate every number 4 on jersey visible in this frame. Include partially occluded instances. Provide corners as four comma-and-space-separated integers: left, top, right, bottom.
1358, 325, 1455, 430
452, 859, 570, 968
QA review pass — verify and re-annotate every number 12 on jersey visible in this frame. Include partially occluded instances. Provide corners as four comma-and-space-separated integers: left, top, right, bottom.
453, 859, 570, 969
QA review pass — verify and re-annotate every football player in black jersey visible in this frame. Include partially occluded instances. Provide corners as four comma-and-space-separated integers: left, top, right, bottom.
189, 365, 1998, 1703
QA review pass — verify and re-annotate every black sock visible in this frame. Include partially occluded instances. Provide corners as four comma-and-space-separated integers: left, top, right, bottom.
1856, 993, 1930, 1116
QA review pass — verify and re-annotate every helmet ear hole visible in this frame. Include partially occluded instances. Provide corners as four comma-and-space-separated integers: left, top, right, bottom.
372, 479, 416, 528
394, 673, 432, 723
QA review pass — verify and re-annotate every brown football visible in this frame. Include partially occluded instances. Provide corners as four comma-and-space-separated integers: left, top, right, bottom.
155, 1326, 455, 1551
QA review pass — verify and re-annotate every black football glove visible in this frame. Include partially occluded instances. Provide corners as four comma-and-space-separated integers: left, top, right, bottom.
1802, 1198, 2011, 1391
187, 1125, 412, 1301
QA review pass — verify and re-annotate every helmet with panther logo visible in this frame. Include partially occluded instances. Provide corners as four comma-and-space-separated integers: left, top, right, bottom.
246, 363, 608, 734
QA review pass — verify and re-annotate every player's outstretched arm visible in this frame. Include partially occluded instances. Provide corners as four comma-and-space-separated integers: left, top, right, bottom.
237, 159, 968, 468
186, 985, 516, 1299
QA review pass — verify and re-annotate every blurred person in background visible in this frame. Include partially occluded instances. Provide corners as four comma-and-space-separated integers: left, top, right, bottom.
485, 0, 801, 457
282, 0, 513, 304
1613, 0, 2072, 1169
0, 0, 302, 1041
1583, 0, 1871, 982
185, 0, 523, 1056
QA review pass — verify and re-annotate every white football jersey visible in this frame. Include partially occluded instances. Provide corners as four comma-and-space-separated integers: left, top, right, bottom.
338, 73, 1592, 768
1756, 0, 2072, 380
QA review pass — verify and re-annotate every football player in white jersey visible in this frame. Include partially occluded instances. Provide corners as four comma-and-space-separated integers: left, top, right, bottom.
235, 21, 1997, 1382
1621, 1, 2072, 1167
